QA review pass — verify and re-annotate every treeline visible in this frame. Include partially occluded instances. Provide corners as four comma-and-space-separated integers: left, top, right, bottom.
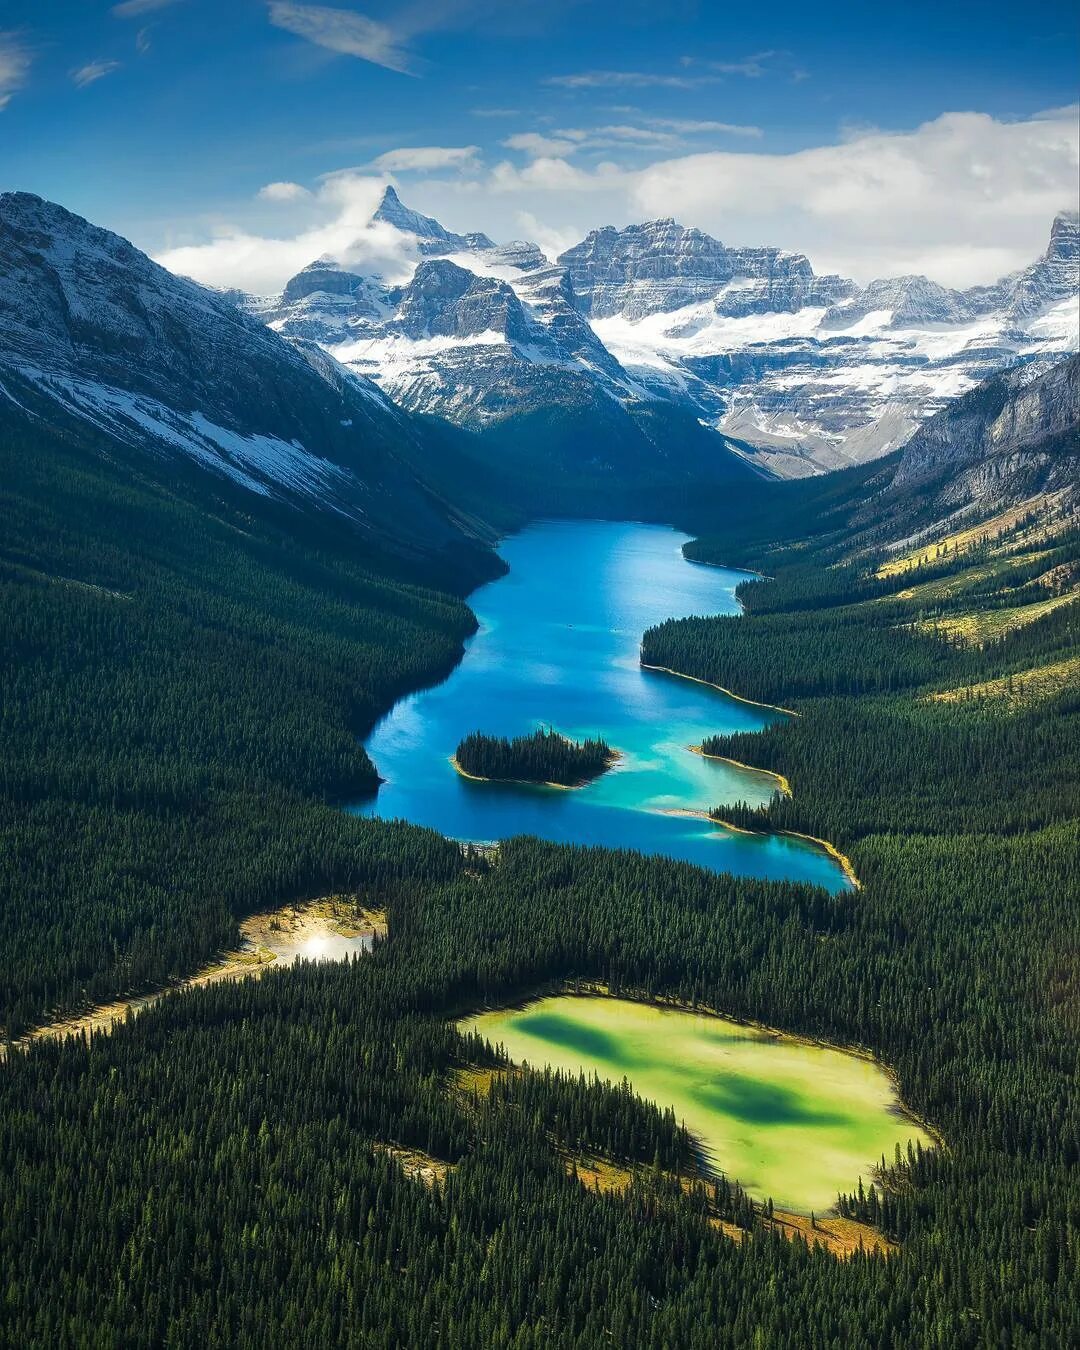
456, 728, 616, 786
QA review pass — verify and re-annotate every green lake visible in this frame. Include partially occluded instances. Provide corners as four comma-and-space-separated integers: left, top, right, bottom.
462, 995, 933, 1214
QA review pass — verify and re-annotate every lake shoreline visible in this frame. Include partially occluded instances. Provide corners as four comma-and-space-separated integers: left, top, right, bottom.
687, 745, 793, 797
652, 803, 857, 888
708, 816, 860, 888
639, 662, 800, 717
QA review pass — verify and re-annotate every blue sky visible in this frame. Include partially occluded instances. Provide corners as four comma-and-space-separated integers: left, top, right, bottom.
1, 1, 1077, 289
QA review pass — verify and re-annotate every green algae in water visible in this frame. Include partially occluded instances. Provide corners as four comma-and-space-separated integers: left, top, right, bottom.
462, 995, 934, 1214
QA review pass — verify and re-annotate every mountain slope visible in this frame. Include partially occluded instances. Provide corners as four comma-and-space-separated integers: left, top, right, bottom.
891, 353, 1080, 496
851, 353, 1080, 556
0, 191, 495, 571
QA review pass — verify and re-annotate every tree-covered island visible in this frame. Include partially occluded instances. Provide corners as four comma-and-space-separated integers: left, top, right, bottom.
454, 728, 618, 787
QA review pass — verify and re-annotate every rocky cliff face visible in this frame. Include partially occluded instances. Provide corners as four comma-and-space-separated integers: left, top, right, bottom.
891, 353, 1080, 505
556, 218, 857, 321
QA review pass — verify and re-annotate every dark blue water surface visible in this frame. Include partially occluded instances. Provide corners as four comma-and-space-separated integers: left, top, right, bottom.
352, 520, 849, 891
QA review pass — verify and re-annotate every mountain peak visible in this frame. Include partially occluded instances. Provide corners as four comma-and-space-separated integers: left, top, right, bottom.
1047, 208, 1079, 260
371, 184, 493, 254
372, 184, 444, 238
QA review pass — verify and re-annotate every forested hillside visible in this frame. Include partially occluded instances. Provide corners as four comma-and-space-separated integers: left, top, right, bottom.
0, 404, 496, 1036
1, 423, 1077, 1341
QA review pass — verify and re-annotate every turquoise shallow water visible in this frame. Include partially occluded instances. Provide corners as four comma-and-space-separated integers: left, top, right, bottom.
352, 520, 849, 891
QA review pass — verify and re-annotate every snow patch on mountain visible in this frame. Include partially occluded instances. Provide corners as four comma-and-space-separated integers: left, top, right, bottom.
20, 366, 357, 504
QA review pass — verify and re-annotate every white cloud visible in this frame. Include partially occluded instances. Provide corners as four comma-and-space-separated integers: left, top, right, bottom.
489, 155, 613, 194
0, 32, 32, 110
503, 132, 581, 159
546, 70, 717, 90
487, 108, 1080, 285
687, 51, 777, 78
630, 109, 1080, 283
71, 61, 123, 89
112, 0, 184, 15
258, 180, 313, 201
502, 120, 764, 160
152, 108, 1080, 298
648, 117, 762, 139
580, 124, 680, 148
267, 2, 412, 74
156, 174, 420, 293
513, 211, 577, 261
371, 145, 480, 171
136, 26, 154, 55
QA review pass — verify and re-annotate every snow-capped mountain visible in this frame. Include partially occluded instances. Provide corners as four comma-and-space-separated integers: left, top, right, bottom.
581, 211, 1079, 477
239, 189, 763, 488
245, 190, 1077, 480
0, 191, 492, 562
250, 190, 644, 427
372, 184, 494, 255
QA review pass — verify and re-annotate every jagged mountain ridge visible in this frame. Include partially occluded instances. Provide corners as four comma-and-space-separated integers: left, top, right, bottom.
247, 189, 1078, 480
239, 191, 759, 485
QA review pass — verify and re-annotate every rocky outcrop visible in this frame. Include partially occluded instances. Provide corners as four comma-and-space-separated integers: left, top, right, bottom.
391, 259, 538, 344
891, 353, 1080, 502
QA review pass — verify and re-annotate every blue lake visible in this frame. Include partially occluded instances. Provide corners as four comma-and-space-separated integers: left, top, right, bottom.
352, 520, 849, 891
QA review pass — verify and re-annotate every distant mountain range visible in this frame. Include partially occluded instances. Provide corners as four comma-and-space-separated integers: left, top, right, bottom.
0, 191, 758, 575
240, 185, 1078, 478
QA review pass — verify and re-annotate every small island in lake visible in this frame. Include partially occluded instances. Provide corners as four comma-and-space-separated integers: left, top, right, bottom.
454, 728, 619, 788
